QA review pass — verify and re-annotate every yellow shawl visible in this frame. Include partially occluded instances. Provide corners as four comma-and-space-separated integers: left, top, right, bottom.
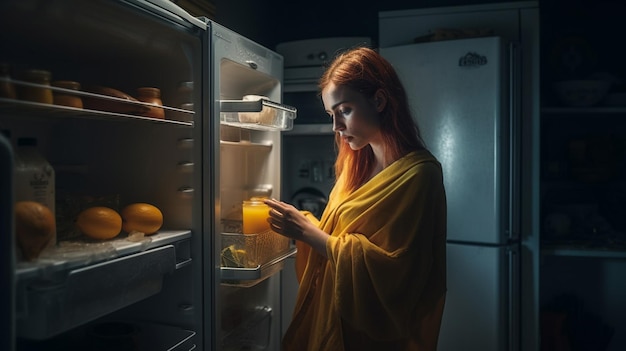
283, 149, 447, 351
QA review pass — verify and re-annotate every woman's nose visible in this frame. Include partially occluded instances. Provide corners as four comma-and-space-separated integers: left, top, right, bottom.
332, 118, 344, 132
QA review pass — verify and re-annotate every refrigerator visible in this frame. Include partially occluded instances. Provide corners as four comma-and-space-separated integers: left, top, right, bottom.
381, 36, 522, 351
0, 0, 296, 350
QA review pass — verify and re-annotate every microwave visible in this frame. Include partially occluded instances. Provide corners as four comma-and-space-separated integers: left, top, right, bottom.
277, 37, 371, 126
282, 65, 328, 125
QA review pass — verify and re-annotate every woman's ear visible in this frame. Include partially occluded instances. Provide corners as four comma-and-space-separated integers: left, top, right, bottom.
374, 89, 387, 112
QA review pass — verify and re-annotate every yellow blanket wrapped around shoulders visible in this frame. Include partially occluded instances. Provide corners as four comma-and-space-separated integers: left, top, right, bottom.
284, 149, 447, 351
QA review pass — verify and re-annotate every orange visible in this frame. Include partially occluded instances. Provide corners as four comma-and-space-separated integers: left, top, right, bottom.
120, 203, 163, 235
76, 206, 122, 240
15, 201, 55, 260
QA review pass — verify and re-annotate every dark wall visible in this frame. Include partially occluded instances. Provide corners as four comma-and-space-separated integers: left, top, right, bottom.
540, 0, 626, 92
213, 0, 626, 97
213, 0, 504, 50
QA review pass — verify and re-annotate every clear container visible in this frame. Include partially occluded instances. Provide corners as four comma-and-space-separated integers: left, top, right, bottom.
221, 230, 290, 268
219, 98, 297, 131
19, 69, 53, 104
137, 87, 164, 119
242, 199, 270, 235
52, 80, 83, 108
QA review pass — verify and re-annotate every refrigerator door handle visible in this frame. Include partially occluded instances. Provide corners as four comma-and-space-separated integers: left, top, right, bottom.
508, 246, 520, 351
508, 41, 521, 241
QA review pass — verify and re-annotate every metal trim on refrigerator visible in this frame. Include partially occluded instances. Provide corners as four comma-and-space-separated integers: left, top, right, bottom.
508, 245, 520, 351
508, 41, 522, 241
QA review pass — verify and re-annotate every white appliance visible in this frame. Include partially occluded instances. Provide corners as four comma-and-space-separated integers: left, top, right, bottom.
1, 1, 296, 350
379, 2, 540, 351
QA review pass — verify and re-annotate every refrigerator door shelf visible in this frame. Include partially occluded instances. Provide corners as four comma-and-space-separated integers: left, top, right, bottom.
220, 99, 297, 131
220, 247, 296, 287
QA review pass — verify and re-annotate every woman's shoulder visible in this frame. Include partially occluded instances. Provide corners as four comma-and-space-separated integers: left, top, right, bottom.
401, 149, 444, 181
402, 149, 441, 168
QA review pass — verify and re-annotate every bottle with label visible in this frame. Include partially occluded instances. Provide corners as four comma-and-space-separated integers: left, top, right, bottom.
14, 137, 56, 247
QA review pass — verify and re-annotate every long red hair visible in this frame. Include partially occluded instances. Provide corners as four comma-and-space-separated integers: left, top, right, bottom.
319, 47, 425, 193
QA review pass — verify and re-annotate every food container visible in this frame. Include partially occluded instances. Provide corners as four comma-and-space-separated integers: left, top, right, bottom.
220, 97, 297, 131
18, 69, 53, 104
242, 198, 270, 234
239, 95, 275, 124
83, 86, 147, 115
137, 87, 165, 119
52, 80, 83, 108
221, 230, 290, 268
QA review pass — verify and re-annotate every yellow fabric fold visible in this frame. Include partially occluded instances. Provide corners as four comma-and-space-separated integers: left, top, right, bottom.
283, 149, 447, 351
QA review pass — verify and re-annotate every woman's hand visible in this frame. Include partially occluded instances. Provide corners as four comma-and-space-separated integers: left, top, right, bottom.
264, 198, 330, 257
264, 198, 310, 240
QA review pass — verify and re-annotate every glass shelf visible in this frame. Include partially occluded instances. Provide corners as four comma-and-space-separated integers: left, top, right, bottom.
0, 78, 194, 125
542, 244, 626, 259
542, 106, 626, 114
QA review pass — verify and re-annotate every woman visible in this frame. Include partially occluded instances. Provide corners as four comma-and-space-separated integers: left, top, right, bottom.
265, 47, 447, 351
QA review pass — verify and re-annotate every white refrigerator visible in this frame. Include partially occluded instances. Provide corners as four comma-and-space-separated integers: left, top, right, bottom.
381, 36, 522, 351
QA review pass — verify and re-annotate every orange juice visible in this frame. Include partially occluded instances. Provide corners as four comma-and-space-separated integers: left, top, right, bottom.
242, 199, 270, 234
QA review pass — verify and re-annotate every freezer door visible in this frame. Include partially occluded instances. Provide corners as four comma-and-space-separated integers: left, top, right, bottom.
438, 242, 519, 351
381, 37, 514, 245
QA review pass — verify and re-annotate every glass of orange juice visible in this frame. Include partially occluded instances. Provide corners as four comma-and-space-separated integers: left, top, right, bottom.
242, 198, 270, 234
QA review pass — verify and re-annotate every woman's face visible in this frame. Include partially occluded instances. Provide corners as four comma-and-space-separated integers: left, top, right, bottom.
322, 82, 383, 150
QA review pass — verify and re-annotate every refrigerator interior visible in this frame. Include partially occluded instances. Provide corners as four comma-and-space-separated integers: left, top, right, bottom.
209, 21, 297, 351
1, 0, 205, 349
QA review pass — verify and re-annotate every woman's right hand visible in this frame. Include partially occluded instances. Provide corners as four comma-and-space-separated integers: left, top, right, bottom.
265, 198, 330, 257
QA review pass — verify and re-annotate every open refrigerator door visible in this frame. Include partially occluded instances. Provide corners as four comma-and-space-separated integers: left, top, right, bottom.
207, 20, 297, 351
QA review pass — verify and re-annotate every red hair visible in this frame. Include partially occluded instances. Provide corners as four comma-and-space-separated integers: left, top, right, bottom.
319, 47, 425, 193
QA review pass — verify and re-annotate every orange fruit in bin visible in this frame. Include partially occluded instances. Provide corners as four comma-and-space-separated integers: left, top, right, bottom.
76, 206, 122, 240
15, 201, 55, 260
120, 203, 163, 235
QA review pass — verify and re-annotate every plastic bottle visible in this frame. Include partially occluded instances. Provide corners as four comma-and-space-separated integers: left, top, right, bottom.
14, 137, 56, 247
